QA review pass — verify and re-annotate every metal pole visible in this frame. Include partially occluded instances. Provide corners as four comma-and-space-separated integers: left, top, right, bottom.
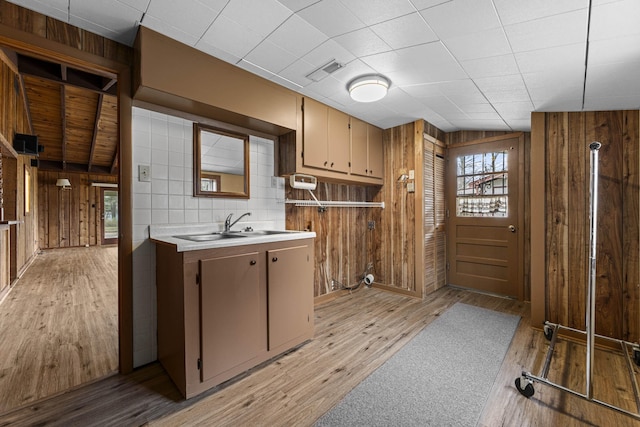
586, 141, 601, 399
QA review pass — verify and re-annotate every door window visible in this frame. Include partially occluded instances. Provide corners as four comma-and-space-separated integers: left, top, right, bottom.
455, 151, 508, 217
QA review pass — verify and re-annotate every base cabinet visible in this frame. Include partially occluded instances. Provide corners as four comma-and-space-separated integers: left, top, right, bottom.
156, 238, 314, 398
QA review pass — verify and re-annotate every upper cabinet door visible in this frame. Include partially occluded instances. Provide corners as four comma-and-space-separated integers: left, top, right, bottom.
327, 108, 350, 174
350, 117, 368, 177
302, 98, 329, 170
368, 125, 383, 179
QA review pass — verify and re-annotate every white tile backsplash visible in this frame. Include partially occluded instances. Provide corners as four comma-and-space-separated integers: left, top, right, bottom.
131, 106, 285, 368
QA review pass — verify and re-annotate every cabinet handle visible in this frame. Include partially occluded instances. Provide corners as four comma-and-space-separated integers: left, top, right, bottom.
250, 260, 257, 265
272, 257, 278, 262
330, 162, 334, 167
324, 161, 328, 166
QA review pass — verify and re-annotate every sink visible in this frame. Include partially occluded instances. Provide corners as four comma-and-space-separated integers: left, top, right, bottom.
174, 233, 247, 242
242, 230, 292, 236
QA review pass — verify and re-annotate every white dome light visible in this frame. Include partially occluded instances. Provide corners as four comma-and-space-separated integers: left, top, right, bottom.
348, 75, 390, 102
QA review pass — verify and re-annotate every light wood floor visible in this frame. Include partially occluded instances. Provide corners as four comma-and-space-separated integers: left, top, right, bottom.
0, 285, 638, 426
0, 246, 118, 414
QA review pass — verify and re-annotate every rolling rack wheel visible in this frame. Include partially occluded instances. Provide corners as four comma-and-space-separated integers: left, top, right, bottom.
515, 376, 535, 398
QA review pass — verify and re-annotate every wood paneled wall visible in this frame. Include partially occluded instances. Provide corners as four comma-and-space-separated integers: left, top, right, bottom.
538, 111, 639, 342
285, 183, 378, 297
38, 171, 117, 249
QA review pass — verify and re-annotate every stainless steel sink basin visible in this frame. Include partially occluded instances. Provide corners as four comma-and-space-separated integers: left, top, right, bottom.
174, 233, 247, 242
242, 230, 291, 236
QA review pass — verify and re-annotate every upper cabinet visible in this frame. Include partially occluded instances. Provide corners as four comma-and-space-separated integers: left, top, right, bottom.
283, 97, 383, 185
350, 117, 383, 179
302, 98, 349, 174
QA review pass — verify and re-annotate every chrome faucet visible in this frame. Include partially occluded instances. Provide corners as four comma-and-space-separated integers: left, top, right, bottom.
224, 212, 251, 233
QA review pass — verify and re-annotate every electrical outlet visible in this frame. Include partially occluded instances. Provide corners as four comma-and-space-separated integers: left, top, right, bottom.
368, 220, 375, 230
407, 182, 415, 193
138, 165, 150, 182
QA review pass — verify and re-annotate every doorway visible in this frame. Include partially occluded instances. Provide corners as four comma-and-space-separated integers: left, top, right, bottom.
102, 188, 119, 245
446, 133, 524, 299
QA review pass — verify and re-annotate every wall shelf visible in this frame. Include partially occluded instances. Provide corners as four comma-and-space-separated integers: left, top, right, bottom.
285, 199, 385, 209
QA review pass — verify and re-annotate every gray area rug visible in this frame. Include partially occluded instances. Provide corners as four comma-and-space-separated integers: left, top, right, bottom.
315, 303, 520, 427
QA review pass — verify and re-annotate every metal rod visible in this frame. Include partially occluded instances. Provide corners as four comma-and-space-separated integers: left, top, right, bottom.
621, 341, 640, 413
541, 324, 559, 379
522, 372, 640, 421
586, 141, 601, 399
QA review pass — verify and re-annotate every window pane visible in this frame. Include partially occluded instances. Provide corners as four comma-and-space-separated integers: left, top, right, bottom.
455, 150, 508, 217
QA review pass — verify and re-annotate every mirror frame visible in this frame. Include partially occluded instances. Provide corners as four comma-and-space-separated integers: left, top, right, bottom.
193, 123, 250, 198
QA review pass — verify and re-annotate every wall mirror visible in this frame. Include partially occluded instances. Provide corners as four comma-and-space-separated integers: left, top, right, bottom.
194, 123, 250, 198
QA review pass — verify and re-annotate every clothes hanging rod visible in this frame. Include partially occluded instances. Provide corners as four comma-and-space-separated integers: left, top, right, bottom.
285, 199, 385, 209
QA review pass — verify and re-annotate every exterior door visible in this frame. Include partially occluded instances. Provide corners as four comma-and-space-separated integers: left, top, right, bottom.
446, 134, 523, 299
101, 188, 118, 245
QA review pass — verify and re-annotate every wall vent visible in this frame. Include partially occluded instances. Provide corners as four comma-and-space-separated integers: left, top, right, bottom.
306, 59, 345, 82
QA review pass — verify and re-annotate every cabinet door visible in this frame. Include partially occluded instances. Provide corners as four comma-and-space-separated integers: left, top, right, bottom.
368, 125, 384, 179
200, 252, 261, 382
302, 98, 329, 169
350, 117, 369, 177
327, 108, 350, 173
267, 245, 313, 350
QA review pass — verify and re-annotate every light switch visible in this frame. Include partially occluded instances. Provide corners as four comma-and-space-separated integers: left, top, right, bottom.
139, 165, 150, 182
408, 169, 414, 180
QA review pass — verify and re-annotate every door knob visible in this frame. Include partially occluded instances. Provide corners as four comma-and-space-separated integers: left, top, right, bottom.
508, 225, 516, 232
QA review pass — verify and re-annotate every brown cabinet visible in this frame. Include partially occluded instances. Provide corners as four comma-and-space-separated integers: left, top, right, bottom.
350, 117, 383, 179
303, 97, 350, 174
267, 246, 314, 350
200, 252, 262, 382
155, 238, 314, 398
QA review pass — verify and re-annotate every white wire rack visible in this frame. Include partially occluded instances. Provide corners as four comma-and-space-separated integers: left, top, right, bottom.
285, 199, 385, 208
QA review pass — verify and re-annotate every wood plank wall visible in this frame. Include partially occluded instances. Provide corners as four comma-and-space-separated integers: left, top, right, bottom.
542, 111, 639, 342
37, 171, 117, 249
446, 130, 532, 301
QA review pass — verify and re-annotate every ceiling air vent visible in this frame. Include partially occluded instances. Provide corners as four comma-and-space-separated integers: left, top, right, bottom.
306, 59, 345, 82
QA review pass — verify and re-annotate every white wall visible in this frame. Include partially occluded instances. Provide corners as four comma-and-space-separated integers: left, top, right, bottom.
131, 107, 285, 367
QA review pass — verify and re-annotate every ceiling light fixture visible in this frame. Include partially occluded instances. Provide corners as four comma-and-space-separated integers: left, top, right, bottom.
348, 75, 390, 103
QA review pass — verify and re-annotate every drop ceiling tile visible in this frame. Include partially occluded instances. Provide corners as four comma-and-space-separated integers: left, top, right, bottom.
459, 54, 519, 78
118, 0, 151, 12
583, 95, 640, 111
410, 0, 452, 11
371, 12, 438, 50
474, 74, 531, 103
144, 0, 221, 40
244, 39, 298, 74
588, 34, 640, 65
590, 0, 640, 40
449, 119, 510, 131
333, 27, 393, 57
302, 75, 344, 99
276, 0, 321, 12
330, 59, 377, 84
491, 101, 534, 120
69, 13, 138, 45
220, 0, 292, 39
297, 0, 365, 37
339, 0, 416, 26
301, 39, 356, 71
521, 70, 584, 103
277, 59, 317, 87
236, 59, 278, 81
504, 9, 588, 53
505, 119, 531, 130
532, 98, 582, 111
444, 27, 511, 61
458, 103, 497, 114
514, 43, 585, 74
9, 0, 68, 21
141, 15, 199, 46
266, 14, 327, 58
420, 0, 502, 39
585, 61, 640, 98
379, 87, 430, 113
493, 0, 587, 26
464, 111, 502, 120
200, 14, 264, 58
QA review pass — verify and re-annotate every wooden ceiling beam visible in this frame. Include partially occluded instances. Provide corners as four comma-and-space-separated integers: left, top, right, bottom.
110, 145, 119, 175
102, 78, 117, 92
87, 93, 103, 172
37, 160, 115, 175
17, 74, 34, 134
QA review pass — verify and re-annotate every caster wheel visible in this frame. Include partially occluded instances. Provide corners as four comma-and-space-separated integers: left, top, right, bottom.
634, 349, 640, 367
543, 325, 554, 341
515, 377, 535, 398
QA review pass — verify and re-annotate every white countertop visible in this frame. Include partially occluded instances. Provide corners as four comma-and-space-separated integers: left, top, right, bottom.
150, 223, 316, 252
